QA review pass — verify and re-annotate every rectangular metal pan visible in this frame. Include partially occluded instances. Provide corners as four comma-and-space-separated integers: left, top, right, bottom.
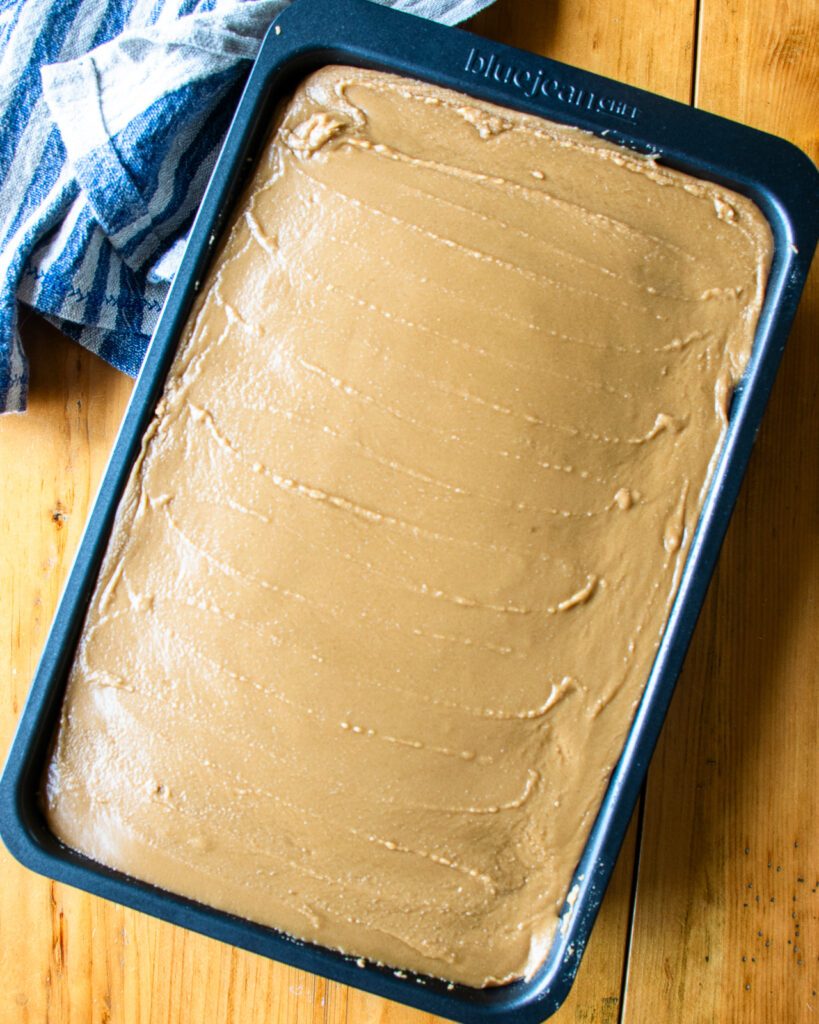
2, 1, 817, 1021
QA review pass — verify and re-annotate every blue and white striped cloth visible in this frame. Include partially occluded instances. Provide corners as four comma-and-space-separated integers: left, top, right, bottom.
0, 0, 496, 413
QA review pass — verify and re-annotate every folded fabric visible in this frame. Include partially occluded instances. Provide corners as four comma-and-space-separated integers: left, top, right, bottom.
0, 0, 496, 413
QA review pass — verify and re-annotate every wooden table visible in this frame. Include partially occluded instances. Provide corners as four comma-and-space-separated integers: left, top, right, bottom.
1, 1, 816, 1021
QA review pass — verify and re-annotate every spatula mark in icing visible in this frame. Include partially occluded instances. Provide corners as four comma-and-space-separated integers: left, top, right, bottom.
358, 832, 497, 893
187, 403, 607, 576
277, 222, 631, 399
293, 163, 668, 321
336, 77, 698, 261
140, 536, 562, 729
628, 412, 687, 444
189, 409, 604, 616
413, 768, 540, 816
344, 172, 699, 302
324, 226, 650, 360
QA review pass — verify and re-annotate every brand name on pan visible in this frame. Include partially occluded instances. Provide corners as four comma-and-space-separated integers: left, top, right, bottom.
464, 48, 641, 124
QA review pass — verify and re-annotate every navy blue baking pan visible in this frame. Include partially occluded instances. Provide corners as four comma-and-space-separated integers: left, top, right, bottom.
2, 1, 817, 1021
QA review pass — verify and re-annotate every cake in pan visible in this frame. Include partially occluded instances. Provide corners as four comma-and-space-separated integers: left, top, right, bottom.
43, 66, 772, 987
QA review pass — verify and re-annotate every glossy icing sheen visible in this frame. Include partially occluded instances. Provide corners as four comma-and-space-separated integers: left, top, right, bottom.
44, 67, 772, 987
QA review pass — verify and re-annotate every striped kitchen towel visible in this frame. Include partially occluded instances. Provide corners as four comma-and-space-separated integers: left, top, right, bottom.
0, 0, 496, 413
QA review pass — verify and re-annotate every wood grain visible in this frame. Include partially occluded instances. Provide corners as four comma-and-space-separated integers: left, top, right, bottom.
0, 1, 815, 1022
623, 1, 819, 1022
470, 0, 696, 97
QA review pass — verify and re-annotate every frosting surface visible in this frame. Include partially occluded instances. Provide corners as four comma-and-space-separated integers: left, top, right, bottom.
44, 66, 772, 987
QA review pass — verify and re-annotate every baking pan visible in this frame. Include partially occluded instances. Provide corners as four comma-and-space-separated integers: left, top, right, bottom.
1, 1, 817, 1021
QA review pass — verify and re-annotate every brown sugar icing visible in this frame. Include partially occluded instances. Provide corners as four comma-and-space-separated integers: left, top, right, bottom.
43, 66, 772, 987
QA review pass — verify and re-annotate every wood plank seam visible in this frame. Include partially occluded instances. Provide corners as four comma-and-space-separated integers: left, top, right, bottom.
690, 0, 704, 106
618, 786, 648, 1024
